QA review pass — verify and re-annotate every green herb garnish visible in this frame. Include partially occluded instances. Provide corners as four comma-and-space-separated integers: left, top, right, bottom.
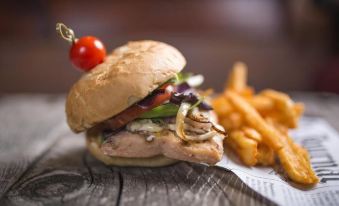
139, 103, 179, 119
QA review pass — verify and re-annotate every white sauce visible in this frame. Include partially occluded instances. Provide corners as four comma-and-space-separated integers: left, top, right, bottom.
187, 74, 204, 87
146, 135, 155, 142
126, 119, 163, 133
168, 124, 176, 131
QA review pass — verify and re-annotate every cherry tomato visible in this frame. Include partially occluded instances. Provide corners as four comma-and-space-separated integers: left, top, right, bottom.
69, 36, 106, 71
104, 84, 174, 130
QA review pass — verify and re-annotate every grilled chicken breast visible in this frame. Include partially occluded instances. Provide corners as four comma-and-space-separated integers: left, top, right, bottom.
100, 130, 224, 165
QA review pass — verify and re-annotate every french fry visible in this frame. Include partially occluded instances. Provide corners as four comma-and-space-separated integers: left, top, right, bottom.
220, 112, 244, 131
294, 103, 305, 119
247, 95, 275, 114
226, 91, 318, 184
295, 143, 310, 162
226, 91, 283, 151
212, 95, 234, 117
257, 143, 275, 166
226, 130, 258, 166
265, 117, 289, 136
226, 62, 248, 92
214, 63, 318, 185
278, 133, 319, 184
240, 87, 255, 98
242, 127, 262, 142
261, 89, 302, 128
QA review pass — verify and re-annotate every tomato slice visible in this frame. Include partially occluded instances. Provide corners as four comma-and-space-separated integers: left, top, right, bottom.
103, 84, 174, 130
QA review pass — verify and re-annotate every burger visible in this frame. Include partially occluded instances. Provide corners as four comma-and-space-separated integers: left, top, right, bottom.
66, 40, 226, 167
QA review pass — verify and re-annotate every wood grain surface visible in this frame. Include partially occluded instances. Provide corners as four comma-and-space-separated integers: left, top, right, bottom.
0, 93, 338, 206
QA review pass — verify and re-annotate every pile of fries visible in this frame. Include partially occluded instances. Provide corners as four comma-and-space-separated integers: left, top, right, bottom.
212, 62, 318, 185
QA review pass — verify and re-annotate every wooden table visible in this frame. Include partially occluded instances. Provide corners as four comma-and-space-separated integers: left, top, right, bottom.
0, 93, 338, 206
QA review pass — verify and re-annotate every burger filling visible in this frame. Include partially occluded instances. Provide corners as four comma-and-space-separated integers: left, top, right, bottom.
98, 73, 226, 144
89, 73, 227, 164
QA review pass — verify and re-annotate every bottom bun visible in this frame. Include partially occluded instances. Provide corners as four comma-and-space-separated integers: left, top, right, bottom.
86, 134, 178, 167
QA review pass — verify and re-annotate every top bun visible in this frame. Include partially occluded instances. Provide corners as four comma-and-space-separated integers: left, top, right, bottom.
66, 40, 186, 133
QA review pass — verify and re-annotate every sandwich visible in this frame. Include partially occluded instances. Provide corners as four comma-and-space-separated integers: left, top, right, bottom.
66, 40, 226, 167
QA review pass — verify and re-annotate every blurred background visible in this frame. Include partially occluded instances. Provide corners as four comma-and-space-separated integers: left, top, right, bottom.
0, 0, 338, 93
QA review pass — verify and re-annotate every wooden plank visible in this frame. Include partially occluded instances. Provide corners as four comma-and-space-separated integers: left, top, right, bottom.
0, 95, 68, 198
2, 132, 120, 206
117, 163, 235, 206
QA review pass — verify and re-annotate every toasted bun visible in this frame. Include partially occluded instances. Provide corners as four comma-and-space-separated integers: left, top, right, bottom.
66, 40, 186, 133
86, 133, 178, 167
